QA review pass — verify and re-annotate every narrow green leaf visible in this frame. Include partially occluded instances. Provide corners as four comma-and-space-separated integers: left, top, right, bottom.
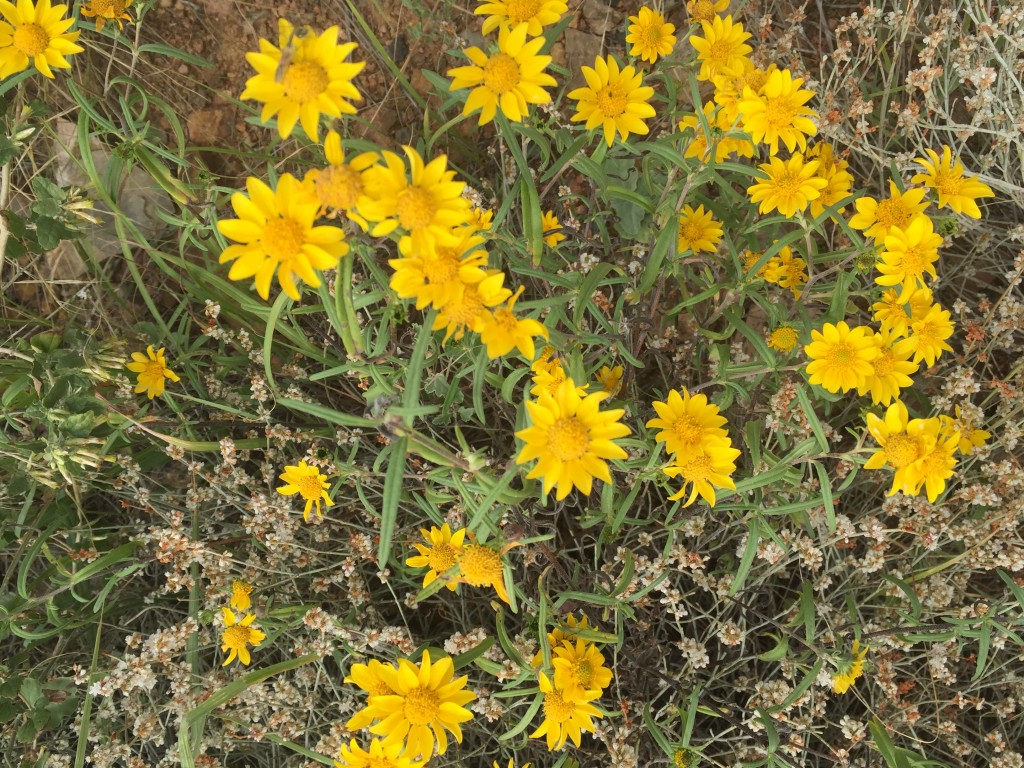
378, 436, 409, 567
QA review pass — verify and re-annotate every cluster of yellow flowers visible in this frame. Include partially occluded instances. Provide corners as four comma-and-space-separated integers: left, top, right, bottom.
219, 579, 265, 667
406, 523, 516, 604
744, 246, 809, 298
647, 388, 740, 507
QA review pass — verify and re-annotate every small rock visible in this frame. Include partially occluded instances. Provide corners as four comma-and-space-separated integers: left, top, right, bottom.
580, 0, 623, 37
187, 106, 230, 145
564, 29, 604, 87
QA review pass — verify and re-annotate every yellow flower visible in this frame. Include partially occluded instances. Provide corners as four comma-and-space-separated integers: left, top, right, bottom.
80, 0, 132, 32
876, 216, 942, 301
737, 68, 818, 154
768, 326, 799, 353
126, 345, 181, 399
303, 129, 378, 223
360, 146, 471, 250
677, 203, 724, 253
0, 0, 82, 79
516, 378, 631, 500
911, 145, 994, 218
346, 650, 475, 759
679, 101, 755, 163
663, 439, 741, 507
568, 55, 656, 146
448, 22, 557, 125
859, 330, 919, 406
551, 638, 614, 699
951, 404, 989, 455
389, 228, 489, 310
432, 270, 512, 343
334, 738, 425, 768
541, 209, 565, 247
344, 659, 398, 729
276, 460, 333, 521
455, 540, 513, 604
217, 174, 349, 301
220, 607, 266, 667
626, 6, 676, 63
686, 0, 729, 24
742, 248, 769, 278
761, 246, 807, 297
479, 286, 550, 360
904, 420, 958, 502
672, 747, 699, 768
747, 153, 827, 218
871, 286, 933, 338
804, 321, 879, 394
530, 672, 603, 750
646, 388, 729, 460
907, 301, 954, 367
864, 400, 929, 496
713, 58, 774, 124
596, 365, 624, 396
831, 640, 867, 694
474, 0, 568, 37
530, 355, 588, 400
230, 579, 253, 611
689, 14, 752, 82
806, 142, 854, 217
240, 19, 364, 141
848, 180, 929, 242
405, 523, 466, 591
532, 613, 597, 667
469, 206, 494, 232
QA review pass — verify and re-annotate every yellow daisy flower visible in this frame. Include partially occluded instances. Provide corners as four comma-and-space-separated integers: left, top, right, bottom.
804, 321, 879, 394
344, 659, 398, 729
568, 55, 656, 146
679, 101, 755, 163
871, 286, 933, 338
858, 330, 919, 406
768, 326, 799, 353
663, 439, 741, 507
448, 22, 557, 125
347, 650, 475, 759
551, 638, 614, 699
876, 216, 942, 301
405, 523, 466, 591
737, 68, 818, 154
479, 286, 550, 360
677, 203, 723, 253
334, 738, 425, 768
474, 0, 568, 37
432, 270, 512, 343
220, 607, 266, 667
747, 153, 827, 218
689, 14, 752, 82
712, 58, 774, 124
532, 613, 597, 667
530, 672, 603, 750
831, 639, 867, 694
454, 540, 514, 604
951, 404, 990, 455
276, 459, 333, 521
742, 248, 770, 279
360, 146, 471, 250
303, 129, 378, 223
80, 0, 132, 33
230, 579, 253, 612
903, 421, 958, 502
469, 205, 494, 232
911, 145, 994, 218
241, 19, 364, 141
908, 301, 954, 367
686, 0, 729, 24
646, 387, 729, 460
515, 378, 631, 500
0, 0, 82, 79
626, 6, 676, 63
596, 365, 624, 396
864, 400, 929, 496
217, 173, 349, 301
761, 246, 807, 297
541, 209, 566, 247
389, 228, 489, 310
530, 355, 588, 400
806, 142, 854, 217
848, 180, 930, 242
125, 345, 181, 399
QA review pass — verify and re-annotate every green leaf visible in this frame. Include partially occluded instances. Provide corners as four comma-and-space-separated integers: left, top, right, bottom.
378, 437, 408, 567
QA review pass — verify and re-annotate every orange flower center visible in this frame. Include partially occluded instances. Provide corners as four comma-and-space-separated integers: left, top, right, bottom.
763, 94, 798, 129
596, 84, 628, 118
396, 186, 435, 231
483, 53, 521, 94
281, 60, 329, 103
884, 433, 920, 469
635, 22, 663, 48
896, 245, 928, 276
261, 217, 306, 262
295, 472, 325, 501
492, 307, 519, 332
543, 688, 576, 723
506, 0, 542, 23
770, 327, 798, 351
91, 0, 128, 15
679, 221, 706, 246
443, 286, 485, 329
825, 341, 857, 367
680, 453, 713, 482
13, 24, 49, 56
931, 170, 964, 197
427, 541, 459, 573
421, 246, 460, 284
223, 625, 252, 649
690, 1, 716, 23
403, 686, 441, 726
315, 164, 362, 210
875, 197, 914, 230
459, 545, 501, 586
547, 416, 590, 461
141, 359, 166, 380
670, 415, 703, 448
872, 348, 896, 377
573, 658, 594, 687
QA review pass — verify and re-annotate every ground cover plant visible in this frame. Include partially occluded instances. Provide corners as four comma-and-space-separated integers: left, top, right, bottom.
1, 0, 1024, 767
